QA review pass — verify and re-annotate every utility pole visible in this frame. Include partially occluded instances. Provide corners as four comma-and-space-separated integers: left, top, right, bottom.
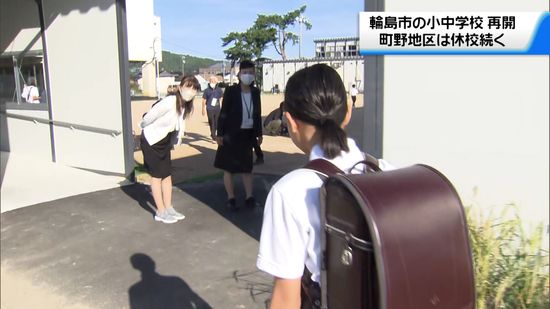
299, 16, 303, 58
296, 14, 307, 59
222, 59, 225, 82
155, 57, 159, 99
153, 37, 160, 99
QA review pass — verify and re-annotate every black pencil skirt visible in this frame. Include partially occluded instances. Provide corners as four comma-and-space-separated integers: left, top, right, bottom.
141, 132, 174, 179
214, 129, 255, 174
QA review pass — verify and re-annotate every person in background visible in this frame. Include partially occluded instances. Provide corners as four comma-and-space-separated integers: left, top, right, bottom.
350, 84, 358, 108
202, 76, 224, 142
23, 78, 40, 104
167, 85, 177, 95
263, 102, 286, 136
140, 75, 200, 223
214, 60, 262, 211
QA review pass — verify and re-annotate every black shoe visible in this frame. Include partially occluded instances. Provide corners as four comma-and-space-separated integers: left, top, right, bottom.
254, 157, 264, 165
226, 198, 237, 211
245, 197, 257, 208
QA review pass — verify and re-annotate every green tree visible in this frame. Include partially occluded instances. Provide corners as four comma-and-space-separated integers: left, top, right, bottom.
221, 5, 311, 65
221, 31, 254, 69
255, 5, 312, 60
221, 26, 274, 69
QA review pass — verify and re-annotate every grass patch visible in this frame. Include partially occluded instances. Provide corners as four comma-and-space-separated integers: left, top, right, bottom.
133, 165, 223, 185
134, 164, 147, 173
467, 203, 549, 309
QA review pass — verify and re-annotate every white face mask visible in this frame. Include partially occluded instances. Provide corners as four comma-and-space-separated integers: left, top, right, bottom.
240, 73, 255, 86
209, 83, 216, 89
179, 88, 195, 101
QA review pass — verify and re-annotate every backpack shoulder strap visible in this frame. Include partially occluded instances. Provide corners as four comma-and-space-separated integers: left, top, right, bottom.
303, 159, 343, 177
364, 152, 379, 169
307, 153, 380, 176
302, 155, 377, 309
348, 152, 382, 173
301, 159, 343, 309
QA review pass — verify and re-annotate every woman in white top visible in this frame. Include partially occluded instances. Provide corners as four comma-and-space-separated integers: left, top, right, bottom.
140, 75, 199, 224
257, 64, 387, 308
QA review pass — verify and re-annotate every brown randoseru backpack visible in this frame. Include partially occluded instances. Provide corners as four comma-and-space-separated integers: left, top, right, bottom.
301, 155, 476, 309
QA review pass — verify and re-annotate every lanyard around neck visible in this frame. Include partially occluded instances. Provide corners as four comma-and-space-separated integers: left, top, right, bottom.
241, 92, 252, 119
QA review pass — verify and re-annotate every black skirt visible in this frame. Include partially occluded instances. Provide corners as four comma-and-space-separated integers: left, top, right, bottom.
141, 132, 174, 179
214, 129, 255, 173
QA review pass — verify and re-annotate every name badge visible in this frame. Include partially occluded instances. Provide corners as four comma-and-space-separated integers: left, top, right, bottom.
210, 98, 218, 107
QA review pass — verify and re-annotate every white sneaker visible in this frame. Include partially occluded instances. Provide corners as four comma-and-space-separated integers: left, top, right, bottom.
166, 207, 185, 220
154, 211, 177, 224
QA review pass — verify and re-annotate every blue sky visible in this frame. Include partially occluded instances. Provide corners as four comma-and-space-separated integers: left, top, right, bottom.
155, 0, 363, 60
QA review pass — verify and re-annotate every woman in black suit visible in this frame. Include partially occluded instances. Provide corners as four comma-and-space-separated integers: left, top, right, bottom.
214, 60, 262, 210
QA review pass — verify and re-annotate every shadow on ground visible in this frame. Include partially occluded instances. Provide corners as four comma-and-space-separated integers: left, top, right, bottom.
129, 253, 212, 309
170, 139, 307, 242
176, 172, 279, 242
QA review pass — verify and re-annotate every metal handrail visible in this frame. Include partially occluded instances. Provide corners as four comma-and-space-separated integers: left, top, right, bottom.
1, 111, 122, 137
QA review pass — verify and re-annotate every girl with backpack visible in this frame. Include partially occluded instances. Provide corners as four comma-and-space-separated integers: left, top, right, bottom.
256, 64, 390, 308
140, 75, 200, 224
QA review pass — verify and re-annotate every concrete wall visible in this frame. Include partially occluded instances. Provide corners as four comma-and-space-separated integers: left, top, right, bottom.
0, 0, 42, 54
381, 0, 549, 225
343, 59, 364, 91
125, 0, 161, 62
295, 62, 307, 76
158, 76, 176, 98
153, 16, 162, 62
264, 63, 274, 91
141, 61, 157, 97
285, 63, 297, 88
1, 0, 50, 156
125, 0, 160, 100
39, 0, 131, 174
0, 110, 51, 157
272, 63, 285, 92
262, 59, 365, 93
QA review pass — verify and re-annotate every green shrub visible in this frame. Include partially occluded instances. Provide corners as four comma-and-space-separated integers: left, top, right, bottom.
466, 204, 549, 309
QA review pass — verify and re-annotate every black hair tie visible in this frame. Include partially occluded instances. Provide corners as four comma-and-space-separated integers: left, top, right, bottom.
319, 118, 335, 128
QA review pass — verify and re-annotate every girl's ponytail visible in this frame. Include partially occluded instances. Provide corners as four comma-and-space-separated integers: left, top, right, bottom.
284, 64, 350, 159
319, 119, 349, 159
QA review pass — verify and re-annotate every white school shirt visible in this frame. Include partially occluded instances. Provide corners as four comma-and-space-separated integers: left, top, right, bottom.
257, 138, 393, 282
350, 87, 359, 96
140, 95, 186, 146
27, 86, 40, 103
240, 92, 253, 129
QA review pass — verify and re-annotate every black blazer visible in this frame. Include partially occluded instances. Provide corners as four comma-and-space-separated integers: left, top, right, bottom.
217, 84, 262, 138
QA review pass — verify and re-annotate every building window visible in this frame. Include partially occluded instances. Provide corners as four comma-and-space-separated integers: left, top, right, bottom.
336, 43, 346, 58
347, 45, 357, 56
315, 45, 326, 58
0, 55, 48, 106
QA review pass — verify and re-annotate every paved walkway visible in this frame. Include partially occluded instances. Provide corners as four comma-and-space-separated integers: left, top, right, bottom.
0, 93, 364, 308
1, 175, 279, 309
